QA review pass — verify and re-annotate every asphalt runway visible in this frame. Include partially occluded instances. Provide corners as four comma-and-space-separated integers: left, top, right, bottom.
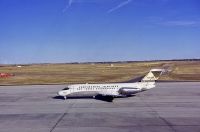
0, 82, 200, 132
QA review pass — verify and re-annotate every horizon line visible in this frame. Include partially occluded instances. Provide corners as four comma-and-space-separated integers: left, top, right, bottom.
0, 58, 200, 65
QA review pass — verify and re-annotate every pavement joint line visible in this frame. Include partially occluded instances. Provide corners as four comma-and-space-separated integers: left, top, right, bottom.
49, 101, 75, 132
139, 94, 177, 132
1, 83, 200, 131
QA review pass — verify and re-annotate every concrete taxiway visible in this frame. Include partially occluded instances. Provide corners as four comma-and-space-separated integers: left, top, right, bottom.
0, 82, 200, 132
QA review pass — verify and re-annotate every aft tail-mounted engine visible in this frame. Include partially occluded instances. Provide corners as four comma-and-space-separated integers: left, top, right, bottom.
118, 87, 141, 95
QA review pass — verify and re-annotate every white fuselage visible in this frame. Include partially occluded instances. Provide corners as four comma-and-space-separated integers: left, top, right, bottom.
58, 81, 155, 98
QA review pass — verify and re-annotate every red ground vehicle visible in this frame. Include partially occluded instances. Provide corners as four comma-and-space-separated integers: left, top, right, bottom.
0, 73, 14, 78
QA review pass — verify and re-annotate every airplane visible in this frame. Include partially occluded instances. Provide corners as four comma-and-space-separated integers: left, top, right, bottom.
57, 69, 165, 101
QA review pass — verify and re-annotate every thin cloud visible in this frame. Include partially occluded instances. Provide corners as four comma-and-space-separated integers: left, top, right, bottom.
147, 16, 200, 27
161, 20, 200, 27
74, 0, 110, 3
62, 0, 105, 12
63, 0, 73, 12
108, 0, 132, 13
69, 0, 73, 6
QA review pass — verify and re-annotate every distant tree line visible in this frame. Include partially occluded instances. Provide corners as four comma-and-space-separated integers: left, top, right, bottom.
0, 59, 200, 66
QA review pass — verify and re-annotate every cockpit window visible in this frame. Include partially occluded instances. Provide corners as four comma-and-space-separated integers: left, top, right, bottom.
62, 87, 69, 90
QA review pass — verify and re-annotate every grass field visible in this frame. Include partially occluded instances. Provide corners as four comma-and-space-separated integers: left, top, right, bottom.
0, 61, 200, 85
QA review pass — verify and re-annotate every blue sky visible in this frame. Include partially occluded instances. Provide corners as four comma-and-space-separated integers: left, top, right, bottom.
0, 0, 200, 64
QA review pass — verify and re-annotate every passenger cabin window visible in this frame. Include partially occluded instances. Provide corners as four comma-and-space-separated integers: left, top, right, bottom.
62, 87, 69, 90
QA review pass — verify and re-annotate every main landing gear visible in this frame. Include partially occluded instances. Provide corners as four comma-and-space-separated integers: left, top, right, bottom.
64, 96, 67, 100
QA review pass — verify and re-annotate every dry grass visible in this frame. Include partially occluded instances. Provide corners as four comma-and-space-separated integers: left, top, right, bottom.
0, 61, 200, 85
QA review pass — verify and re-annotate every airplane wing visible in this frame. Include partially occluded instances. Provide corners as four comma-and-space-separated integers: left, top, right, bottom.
98, 91, 119, 97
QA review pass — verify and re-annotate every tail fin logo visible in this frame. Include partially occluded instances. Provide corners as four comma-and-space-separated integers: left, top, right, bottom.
142, 69, 164, 82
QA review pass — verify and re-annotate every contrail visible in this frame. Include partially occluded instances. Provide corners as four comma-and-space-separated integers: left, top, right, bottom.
68, 0, 73, 6
63, 0, 74, 12
108, 0, 132, 13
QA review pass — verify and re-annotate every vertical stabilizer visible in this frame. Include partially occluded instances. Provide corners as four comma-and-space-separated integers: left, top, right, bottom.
142, 69, 164, 82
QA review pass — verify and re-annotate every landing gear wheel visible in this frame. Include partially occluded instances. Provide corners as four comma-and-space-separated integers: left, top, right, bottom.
64, 96, 67, 100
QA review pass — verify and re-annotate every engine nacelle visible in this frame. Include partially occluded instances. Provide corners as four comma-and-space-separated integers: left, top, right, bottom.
118, 87, 141, 95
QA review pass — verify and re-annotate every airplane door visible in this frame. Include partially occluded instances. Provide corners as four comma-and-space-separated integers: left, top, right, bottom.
70, 85, 74, 93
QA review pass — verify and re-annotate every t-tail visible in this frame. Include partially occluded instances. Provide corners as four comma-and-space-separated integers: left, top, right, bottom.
140, 69, 165, 90
142, 69, 164, 82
